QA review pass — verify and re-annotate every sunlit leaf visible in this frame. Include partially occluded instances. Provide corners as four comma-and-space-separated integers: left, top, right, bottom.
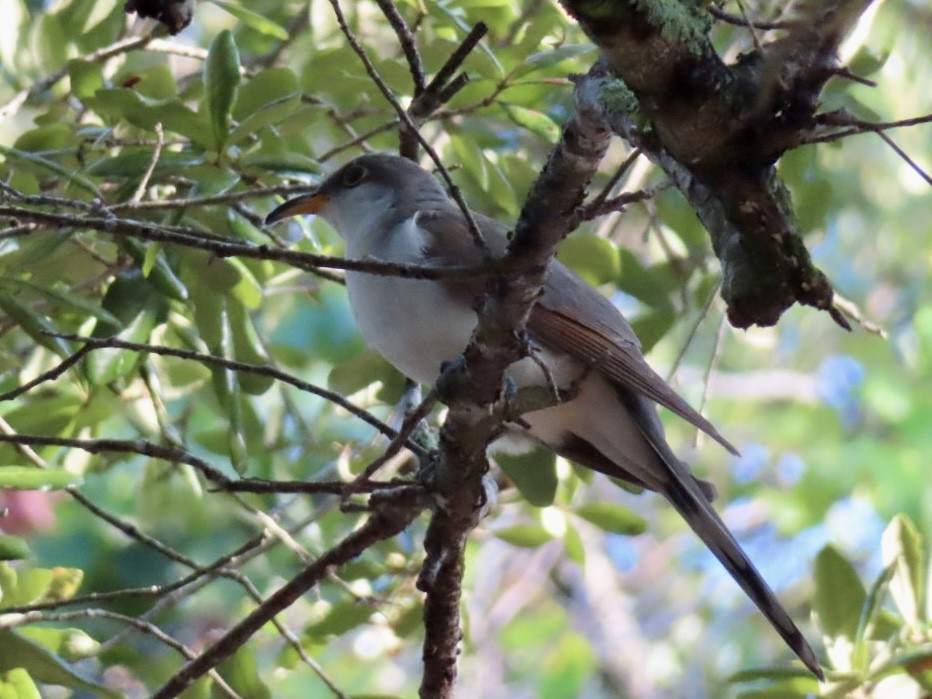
501, 103, 561, 143
557, 235, 622, 286
0, 631, 121, 698
217, 646, 271, 699
814, 545, 866, 642
0, 468, 80, 490
493, 524, 554, 548
497, 448, 557, 507
204, 29, 242, 151
575, 502, 647, 535
0, 667, 41, 699
0, 536, 30, 561
212, 0, 288, 39
882, 515, 925, 628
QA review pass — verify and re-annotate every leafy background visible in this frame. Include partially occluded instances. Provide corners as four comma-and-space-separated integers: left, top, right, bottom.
0, 0, 930, 697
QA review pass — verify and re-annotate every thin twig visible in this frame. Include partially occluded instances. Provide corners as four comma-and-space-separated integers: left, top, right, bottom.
326, 0, 490, 255
56, 334, 423, 453
666, 277, 723, 382
0, 609, 242, 699
353, 389, 438, 484
733, 0, 764, 53
804, 112, 932, 145
0, 203, 516, 281
0, 32, 157, 123
832, 293, 887, 338
131, 122, 165, 204
708, 5, 791, 30
874, 129, 932, 186
582, 148, 641, 215
374, 0, 426, 92
0, 433, 234, 486
0, 344, 93, 402
108, 181, 316, 212
317, 120, 400, 162
694, 313, 727, 451
150, 486, 424, 699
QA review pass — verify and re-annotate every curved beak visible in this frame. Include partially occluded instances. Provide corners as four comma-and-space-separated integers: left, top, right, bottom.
265, 191, 330, 225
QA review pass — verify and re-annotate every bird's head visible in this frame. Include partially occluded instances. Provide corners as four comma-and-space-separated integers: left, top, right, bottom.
265, 154, 449, 243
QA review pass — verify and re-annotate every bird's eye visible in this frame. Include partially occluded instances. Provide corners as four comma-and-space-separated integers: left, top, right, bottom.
342, 164, 367, 187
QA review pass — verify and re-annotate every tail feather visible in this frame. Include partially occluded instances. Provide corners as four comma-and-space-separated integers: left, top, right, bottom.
620, 391, 824, 680
663, 476, 823, 680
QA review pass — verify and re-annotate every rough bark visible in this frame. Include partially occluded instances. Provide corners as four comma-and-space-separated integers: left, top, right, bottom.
559, 0, 874, 328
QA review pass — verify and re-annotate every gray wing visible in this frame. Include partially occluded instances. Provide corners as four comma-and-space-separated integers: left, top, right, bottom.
417, 207, 737, 455
531, 263, 738, 455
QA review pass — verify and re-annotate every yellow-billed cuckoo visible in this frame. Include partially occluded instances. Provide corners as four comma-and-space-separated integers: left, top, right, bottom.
266, 153, 822, 678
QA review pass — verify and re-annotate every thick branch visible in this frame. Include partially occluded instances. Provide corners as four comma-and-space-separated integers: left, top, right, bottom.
416, 68, 611, 698
152, 485, 425, 698
559, 0, 875, 327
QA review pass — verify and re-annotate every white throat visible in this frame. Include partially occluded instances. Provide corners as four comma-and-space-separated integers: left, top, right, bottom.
322, 183, 398, 259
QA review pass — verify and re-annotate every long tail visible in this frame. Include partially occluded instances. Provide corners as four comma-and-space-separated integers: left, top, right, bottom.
624, 393, 824, 680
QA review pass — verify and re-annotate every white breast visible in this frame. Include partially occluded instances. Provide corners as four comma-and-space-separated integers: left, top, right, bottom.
344, 215, 478, 384
337, 205, 583, 399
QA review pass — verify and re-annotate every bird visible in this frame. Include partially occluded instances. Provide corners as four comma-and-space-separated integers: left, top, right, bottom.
266, 152, 823, 679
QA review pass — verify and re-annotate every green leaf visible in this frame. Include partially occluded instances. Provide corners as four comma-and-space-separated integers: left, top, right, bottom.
656, 188, 707, 250
0, 468, 81, 490
496, 448, 557, 507
30, 13, 67, 75
501, 103, 560, 143
630, 308, 677, 353
563, 523, 586, 566
121, 239, 189, 302
328, 350, 395, 396
0, 536, 30, 561
88, 271, 168, 384
0, 630, 121, 699
853, 563, 895, 670
85, 89, 212, 146
0, 290, 72, 359
511, 44, 595, 78
17, 628, 98, 662
79, 0, 120, 34
217, 646, 271, 699
847, 46, 890, 78
729, 666, 820, 698
0, 277, 120, 327
217, 304, 248, 473
227, 301, 273, 395
305, 601, 374, 641
615, 250, 676, 312
729, 665, 819, 683
449, 127, 489, 190
85, 149, 205, 178
68, 58, 104, 99
229, 94, 300, 147
232, 67, 299, 120
204, 29, 242, 151
0, 146, 100, 198
556, 235, 622, 286
493, 524, 554, 548
575, 502, 647, 535
813, 545, 866, 640
0, 667, 41, 699
13, 123, 74, 152
882, 514, 925, 627
239, 151, 322, 175
211, 0, 289, 39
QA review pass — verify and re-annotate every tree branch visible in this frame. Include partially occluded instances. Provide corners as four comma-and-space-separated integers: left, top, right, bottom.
558, 0, 877, 328
415, 66, 611, 698
151, 485, 425, 698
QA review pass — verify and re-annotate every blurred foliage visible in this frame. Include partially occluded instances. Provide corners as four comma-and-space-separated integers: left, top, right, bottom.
0, 0, 928, 697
